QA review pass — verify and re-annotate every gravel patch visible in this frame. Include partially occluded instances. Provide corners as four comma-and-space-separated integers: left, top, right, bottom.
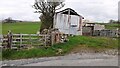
2, 53, 118, 66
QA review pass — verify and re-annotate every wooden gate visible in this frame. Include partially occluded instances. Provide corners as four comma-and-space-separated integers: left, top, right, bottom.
1, 30, 68, 50
2, 33, 51, 50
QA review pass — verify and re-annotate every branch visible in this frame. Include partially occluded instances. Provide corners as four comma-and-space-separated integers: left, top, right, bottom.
55, 3, 65, 10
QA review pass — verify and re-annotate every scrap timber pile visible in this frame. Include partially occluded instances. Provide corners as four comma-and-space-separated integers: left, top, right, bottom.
41, 28, 69, 45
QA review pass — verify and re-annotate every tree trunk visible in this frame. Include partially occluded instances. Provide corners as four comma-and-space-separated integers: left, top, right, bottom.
40, 13, 54, 33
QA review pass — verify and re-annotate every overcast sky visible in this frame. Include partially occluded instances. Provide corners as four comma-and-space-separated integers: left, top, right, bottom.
0, 0, 119, 23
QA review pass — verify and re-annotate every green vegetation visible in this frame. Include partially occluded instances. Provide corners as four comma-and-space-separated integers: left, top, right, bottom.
2, 22, 41, 34
2, 22, 119, 60
2, 22, 119, 35
105, 23, 119, 29
98, 23, 119, 29
2, 36, 118, 60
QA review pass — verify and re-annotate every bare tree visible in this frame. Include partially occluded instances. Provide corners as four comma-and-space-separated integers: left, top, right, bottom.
33, 0, 65, 33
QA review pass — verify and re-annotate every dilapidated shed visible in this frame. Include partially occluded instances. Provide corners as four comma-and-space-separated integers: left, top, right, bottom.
53, 8, 84, 35
82, 23, 105, 36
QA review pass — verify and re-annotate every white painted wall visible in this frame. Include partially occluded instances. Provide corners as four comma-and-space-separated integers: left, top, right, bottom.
54, 13, 82, 35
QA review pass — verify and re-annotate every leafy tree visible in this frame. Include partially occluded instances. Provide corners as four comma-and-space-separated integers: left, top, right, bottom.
108, 19, 120, 24
3, 17, 13, 23
33, 0, 65, 32
109, 19, 115, 23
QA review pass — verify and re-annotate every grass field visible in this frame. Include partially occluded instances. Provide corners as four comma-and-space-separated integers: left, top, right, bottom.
2, 22, 41, 34
2, 22, 119, 35
2, 36, 118, 60
105, 23, 119, 29
97, 23, 119, 29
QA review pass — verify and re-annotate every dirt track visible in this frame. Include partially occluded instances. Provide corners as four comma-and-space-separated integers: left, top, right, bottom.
23, 53, 118, 66
2, 49, 118, 66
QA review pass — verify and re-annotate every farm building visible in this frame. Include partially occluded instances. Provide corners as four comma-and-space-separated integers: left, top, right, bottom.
82, 23, 105, 36
53, 8, 84, 35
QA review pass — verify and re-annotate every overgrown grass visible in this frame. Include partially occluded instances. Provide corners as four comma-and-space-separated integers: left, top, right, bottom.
2, 22, 41, 34
2, 36, 118, 60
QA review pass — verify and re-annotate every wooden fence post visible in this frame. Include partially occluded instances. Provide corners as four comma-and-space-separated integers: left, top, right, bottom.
7, 30, 12, 49
29, 34, 32, 45
45, 35, 47, 47
20, 34, 22, 49
51, 32, 55, 46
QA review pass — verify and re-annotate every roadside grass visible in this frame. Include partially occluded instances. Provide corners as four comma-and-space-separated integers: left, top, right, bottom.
2, 36, 118, 60
2, 22, 41, 34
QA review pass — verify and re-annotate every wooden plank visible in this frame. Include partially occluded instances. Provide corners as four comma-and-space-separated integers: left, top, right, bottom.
12, 38, 21, 39
13, 34, 50, 37
45, 35, 47, 47
11, 44, 18, 47
30, 34, 38, 36
12, 41, 18, 43
12, 44, 28, 46
11, 47, 18, 49
12, 38, 38, 40
15, 38, 37, 39
3, 38, 7, 40
20, 34, 22, 49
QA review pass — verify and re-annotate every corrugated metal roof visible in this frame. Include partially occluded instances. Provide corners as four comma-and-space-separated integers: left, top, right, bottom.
56, 8, 84, 19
